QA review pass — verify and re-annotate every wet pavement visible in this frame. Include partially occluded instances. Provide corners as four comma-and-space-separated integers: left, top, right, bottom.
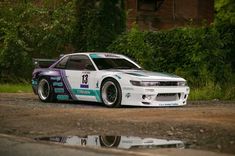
35, 135, 185, 149
0, 134, 233, 156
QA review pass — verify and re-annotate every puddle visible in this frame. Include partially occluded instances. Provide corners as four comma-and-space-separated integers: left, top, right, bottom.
35, 135, 185, 149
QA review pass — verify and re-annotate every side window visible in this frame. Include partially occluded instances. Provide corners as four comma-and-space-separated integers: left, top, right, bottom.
66, 55, 95, 71
55, 56, 69, 69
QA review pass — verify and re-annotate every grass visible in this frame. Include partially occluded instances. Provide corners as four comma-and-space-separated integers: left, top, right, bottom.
189, 84, 235, 100
0, 84, 32, 93
189, 75, 235, 100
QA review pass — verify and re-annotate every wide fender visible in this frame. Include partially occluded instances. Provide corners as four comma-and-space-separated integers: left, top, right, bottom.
99, 74, 121, 88
38, 70, 61, 78
98, 72, 133, 90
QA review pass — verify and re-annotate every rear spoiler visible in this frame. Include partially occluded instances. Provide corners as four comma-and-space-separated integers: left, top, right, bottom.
33, 58, 57, 68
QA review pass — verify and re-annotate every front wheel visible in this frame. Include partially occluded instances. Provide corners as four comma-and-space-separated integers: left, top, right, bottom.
101, 78, 122, 108
37, 78, 54, 102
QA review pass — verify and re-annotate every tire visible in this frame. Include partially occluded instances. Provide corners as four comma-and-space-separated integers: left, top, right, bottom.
37, 78, 54, 102
101, 78, 122, 108
99, 136, 121, 148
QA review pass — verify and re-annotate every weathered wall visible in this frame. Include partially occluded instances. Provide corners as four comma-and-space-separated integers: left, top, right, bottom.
126, 0, 214, 30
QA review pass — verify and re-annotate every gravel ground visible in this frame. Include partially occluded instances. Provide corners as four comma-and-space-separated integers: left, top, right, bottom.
0, 93, 235, 154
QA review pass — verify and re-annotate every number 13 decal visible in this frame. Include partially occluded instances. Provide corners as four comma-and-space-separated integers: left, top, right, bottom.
82, 74, 88, 84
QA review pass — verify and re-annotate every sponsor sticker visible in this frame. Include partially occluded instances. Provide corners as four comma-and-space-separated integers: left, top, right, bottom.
104, 54, 119, 58
80, 84, 89, 88
53, 82, 63, 87
51, 77, 61, 81
57, 95, 69, 100
72, 89, 101, 102
54, 88, 65, 93
159, 103, 178, 106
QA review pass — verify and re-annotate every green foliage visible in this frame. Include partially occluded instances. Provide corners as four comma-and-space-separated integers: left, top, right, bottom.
108, 26, 234, 99
215, 0, 235, 25
0, 2, 76, 82
73, 0, 126, 52
108, 0, 235, 100
107, 25, 153, 68
214, 0, 235, 72
0, 83, 32, 93
189, 83, 223, 100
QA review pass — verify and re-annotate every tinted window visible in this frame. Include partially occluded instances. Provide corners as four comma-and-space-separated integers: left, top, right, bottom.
66, 55, 95, 71
92, 58, 140, 70
55, 56, 69, 69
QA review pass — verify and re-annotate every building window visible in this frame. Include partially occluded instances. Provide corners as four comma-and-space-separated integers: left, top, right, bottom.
138, 0, 164, 11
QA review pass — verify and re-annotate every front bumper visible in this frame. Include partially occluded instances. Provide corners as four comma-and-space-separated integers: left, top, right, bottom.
121, 86, 190, 107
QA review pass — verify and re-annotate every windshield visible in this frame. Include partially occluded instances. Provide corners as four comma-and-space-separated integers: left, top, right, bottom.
92, 58, 141, 70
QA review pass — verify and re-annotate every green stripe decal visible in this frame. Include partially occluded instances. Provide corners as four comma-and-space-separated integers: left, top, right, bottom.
72, 89, 101, 102
57, 95, 69, 100
54, 88, 65, 93
32, 80, 37, 85
90, 54, 100, 58
53, 82, 63, 87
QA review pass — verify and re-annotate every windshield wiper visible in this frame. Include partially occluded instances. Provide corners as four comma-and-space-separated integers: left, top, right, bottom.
114, 67, 132, 69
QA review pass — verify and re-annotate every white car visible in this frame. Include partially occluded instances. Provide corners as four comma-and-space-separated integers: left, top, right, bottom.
32, 52, 190, 107
37, 135, 185, 149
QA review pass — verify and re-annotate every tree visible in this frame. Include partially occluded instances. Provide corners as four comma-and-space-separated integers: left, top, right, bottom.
73, 0, 126, 52
215, 0, 235, 72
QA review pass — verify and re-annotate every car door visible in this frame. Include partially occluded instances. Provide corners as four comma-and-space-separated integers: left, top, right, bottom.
65, 54, 100, 102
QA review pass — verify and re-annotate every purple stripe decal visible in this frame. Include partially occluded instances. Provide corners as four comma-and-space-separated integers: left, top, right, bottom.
60, 70, 77, 100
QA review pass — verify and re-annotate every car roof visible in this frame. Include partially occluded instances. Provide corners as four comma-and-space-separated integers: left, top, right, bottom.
64, 52, 125, 58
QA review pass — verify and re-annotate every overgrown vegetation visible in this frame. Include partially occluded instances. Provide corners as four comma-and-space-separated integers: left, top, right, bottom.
0, 0, 234, 100
107, 26, 235, 100
107, 0, 235, 100
73, 0, 126, 51
0, 0, 126, 82
0, 1, 76, 82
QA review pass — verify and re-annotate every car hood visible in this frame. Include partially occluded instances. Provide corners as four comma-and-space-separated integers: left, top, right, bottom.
116, 70, 185, 81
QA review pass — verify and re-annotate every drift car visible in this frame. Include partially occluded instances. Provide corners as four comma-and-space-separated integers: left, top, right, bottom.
37, 135, 185, 149
32, 53, 189, 107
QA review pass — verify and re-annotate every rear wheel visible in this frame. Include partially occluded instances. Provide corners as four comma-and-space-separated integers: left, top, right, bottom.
101, 78, 122, 108
99, 136, 121, 148
37, 78, 54, 102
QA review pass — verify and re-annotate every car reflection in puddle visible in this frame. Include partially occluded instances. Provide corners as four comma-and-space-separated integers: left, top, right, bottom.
35, 135, 185, 149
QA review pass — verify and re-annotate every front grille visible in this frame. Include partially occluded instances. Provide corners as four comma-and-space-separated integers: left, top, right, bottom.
159, 81, 178, 86
156, 93, 180, 101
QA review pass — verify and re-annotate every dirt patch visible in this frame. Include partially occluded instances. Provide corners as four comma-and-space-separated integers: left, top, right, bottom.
0, 93, 235, 154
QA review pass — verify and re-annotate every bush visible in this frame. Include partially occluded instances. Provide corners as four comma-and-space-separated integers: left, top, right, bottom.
107, 26, 153, 68
108, 26, 234, 99
73, 0, 126, 52
0, 2, 76, 82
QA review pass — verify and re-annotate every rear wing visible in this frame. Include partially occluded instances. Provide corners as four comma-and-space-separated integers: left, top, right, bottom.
33, 58, 57, 68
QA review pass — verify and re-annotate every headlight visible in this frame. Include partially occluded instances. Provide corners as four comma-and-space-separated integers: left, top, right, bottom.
178, 81, 187, 86
130, 80, 160, 86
